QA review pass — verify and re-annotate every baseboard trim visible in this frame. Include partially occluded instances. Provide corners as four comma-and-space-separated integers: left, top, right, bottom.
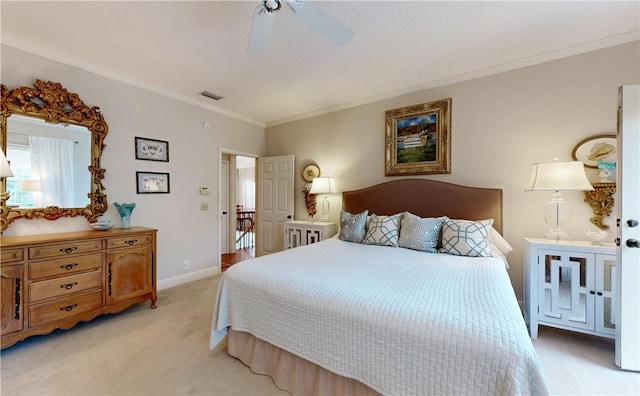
158, 267, 220, 291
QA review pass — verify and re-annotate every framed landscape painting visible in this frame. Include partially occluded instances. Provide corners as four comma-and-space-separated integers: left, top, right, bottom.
385, 98, 452, 176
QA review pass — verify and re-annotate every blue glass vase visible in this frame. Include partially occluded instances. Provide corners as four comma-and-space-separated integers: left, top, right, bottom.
114, 202, 136, 229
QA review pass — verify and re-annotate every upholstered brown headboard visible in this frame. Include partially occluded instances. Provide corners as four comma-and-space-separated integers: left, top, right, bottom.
342, 179, 503, 234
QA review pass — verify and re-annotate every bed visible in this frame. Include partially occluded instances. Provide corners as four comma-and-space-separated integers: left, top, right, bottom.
210, 179, 549, 395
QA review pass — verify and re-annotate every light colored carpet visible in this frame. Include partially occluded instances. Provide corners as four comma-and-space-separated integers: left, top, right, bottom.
0, 275, 286, 396
1, 275, 638, 395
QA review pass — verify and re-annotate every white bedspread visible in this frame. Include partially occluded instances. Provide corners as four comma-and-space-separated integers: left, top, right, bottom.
210, 238, 549, 395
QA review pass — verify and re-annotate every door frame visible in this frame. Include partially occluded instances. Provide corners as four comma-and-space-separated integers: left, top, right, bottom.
615, 84, 640, 371
220, 158, 230, 255
219, 148, 259, 261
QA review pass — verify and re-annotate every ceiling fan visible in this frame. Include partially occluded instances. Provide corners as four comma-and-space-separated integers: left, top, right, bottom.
247, 0, 355, 55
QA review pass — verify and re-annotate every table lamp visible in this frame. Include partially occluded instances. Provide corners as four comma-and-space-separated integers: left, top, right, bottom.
309, 177, 335, 221
526, 159, 593, 240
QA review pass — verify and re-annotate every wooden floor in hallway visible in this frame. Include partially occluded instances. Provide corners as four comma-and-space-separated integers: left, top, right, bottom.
221, 248, 254, 271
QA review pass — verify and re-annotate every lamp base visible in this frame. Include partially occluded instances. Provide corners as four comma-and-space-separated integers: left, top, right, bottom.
544, 191, 572, 241
544, 228, 571, 241
0, 191, 10, 207
318, 196, 330, 222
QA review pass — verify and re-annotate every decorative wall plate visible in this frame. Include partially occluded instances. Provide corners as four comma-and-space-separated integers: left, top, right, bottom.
302, 164, 321, 182
572, 135, 617, 169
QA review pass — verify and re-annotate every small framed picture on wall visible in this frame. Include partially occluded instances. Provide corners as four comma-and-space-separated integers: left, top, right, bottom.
136, 171, 170, 194
135, 137, 169, 162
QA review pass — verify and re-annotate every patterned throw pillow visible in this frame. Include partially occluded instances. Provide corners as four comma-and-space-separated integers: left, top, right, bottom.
364, 213, 403, 247
339, 210, 369, 243
440, 219, 494, 257
398, 212, 447, 252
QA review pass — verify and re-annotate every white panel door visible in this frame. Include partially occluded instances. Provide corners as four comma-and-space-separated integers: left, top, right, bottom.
616, 84, 640, 371
256, 155, 294, 256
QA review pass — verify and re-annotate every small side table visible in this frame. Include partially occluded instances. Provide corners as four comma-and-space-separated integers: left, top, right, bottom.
284, 220, 336, 249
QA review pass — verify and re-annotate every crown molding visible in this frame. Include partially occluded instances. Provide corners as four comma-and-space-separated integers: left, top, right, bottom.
3, 29, 637, 130
266, 31, 639, 127
1, 42, 265, 128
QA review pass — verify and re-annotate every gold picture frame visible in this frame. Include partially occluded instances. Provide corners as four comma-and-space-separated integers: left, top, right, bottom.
385, 98, 451, 176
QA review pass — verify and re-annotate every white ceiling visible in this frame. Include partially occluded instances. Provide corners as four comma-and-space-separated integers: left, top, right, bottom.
2, 1, 638, 127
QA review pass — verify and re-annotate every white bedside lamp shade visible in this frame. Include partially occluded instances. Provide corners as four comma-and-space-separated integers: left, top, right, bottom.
0, 148, 14, 178
20, 179, 42, 207
310, 177, 335, 221
309, 177, 335, 195
526, 159, 593, 240
20, 179, 41, 192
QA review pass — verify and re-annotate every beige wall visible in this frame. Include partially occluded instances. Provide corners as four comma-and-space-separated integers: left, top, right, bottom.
265, 41, 640, 300
1, 45, 266, 288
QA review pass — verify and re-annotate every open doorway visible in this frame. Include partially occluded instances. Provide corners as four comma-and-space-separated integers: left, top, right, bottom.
235, 155, 256, 252
221, 153, 256, 271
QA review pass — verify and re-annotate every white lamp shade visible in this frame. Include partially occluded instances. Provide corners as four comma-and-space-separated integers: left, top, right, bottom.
20, 179, 42, 192
526, 160, 593, 191
0, 148, 14, 178
309, 177, 335, 194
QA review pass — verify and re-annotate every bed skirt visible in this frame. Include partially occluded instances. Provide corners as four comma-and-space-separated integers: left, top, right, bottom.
228, 329, 381, 396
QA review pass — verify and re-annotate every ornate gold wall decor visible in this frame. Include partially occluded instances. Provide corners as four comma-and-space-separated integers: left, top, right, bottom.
0, 80, 108, 232
583, 182, 616, 230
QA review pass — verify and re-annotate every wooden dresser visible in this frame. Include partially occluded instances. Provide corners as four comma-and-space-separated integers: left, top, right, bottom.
0, 227, 157, 349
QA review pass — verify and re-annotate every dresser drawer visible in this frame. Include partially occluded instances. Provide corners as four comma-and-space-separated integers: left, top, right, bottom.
29, 240, 102, 260
29, 290, 103, 327
29, 270, 102, 303
29, 253, 103, 280
1, 248, 24, 264
106, 234, 152, 249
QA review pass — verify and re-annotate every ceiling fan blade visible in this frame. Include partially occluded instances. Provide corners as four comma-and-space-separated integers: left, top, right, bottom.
247, 4, 276, 55
287, 0, 354, 46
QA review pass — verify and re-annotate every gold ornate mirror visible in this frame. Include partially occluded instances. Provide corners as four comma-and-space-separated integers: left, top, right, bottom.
0, 80, 108, 232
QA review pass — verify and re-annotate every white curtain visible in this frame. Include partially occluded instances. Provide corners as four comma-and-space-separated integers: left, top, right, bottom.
30, 136, 74, 207
237, 167, 255, 210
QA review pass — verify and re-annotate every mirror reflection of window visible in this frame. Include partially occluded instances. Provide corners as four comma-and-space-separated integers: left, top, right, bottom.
6, 115, 91, 208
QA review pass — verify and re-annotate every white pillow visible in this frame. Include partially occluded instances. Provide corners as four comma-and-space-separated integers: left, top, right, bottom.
488, 227, 513, 257
398, 212, 446, 253
488, 228, 513, 268
440, 219, 493, 257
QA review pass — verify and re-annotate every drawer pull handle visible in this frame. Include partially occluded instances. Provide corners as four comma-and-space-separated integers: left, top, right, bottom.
59, 247, 78, 254
125, 239, 138, 245
60, 282, 79, 290
60, 304, 78, 312
60, 263, 79, 271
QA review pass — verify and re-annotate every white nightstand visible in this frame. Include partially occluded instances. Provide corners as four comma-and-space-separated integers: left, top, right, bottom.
284, 221, 336, 249
523, 238, 616, 339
